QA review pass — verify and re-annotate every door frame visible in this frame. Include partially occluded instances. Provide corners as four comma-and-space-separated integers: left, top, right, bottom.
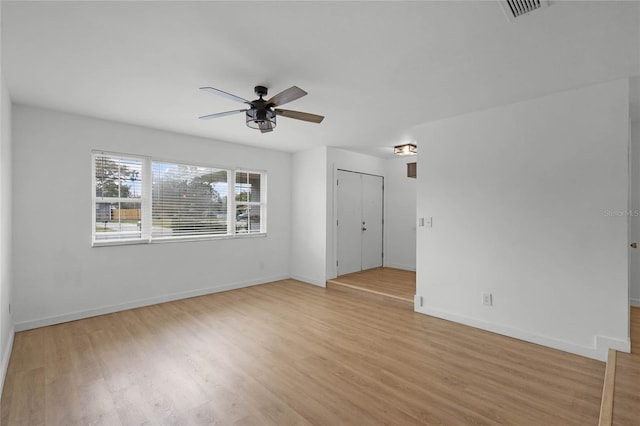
332, 167, 385, 278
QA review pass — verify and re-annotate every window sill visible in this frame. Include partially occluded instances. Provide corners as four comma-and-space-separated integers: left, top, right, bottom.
92, 238, 149, 247
92, 232, 267, 247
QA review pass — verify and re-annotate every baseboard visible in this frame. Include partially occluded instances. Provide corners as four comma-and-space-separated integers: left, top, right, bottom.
631, 297, 640, 307
14, 274, 289, 332
290, 274, 326, 288
418, 305, 627, 361
383, 263, 416, 272
0, 325, 15, 397
595, 335, 630, 359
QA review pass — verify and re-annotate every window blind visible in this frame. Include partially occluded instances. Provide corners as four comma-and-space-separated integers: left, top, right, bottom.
152, 162, 228, 238
92, 151, 266, 246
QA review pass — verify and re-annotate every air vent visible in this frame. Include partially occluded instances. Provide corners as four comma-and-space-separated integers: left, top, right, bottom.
500, 0, 548, 20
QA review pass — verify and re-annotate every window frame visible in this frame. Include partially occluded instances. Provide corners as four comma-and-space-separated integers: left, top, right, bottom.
91, 151, 150, 245
91, 151, 267, 247
234, 170, 267, 235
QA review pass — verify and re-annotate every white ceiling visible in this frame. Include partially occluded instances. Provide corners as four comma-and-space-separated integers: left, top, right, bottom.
2, 1, 639, 157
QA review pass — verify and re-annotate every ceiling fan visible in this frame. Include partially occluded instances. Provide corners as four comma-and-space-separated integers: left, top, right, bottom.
199, 85, 324, 133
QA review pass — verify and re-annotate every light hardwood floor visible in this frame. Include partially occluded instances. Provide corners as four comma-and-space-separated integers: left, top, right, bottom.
2, 279, 605, 425
327, 267, 415, 304
611, 307, 640, 426
612, 351, 640, 426
631, 306, 639, 355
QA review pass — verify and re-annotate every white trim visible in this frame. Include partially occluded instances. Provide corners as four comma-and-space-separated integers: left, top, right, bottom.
416, 305, 629, 361
92, 232, 269, 247
0, 325, 15, 397
228, 170, 236, 235
631, 297, 640, 307
233, 170, 267, 234
331, 164, 339, 278
384, 263, 416, 272
596, 335, 631, 358
260, 171, 267, 234
290, 274, 326, 288
414, 295, 423, 310
151, 232, 266, 244
141, 154, 152, 239
14, 275, 288, 332
92, 237, 148, 247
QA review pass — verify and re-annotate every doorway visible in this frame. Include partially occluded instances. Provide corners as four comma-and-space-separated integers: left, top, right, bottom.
336, 169, 383, 276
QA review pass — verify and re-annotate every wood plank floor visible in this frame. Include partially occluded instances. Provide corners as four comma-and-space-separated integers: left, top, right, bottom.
611, 307, 640, 426
631, 306, 639, 355
327, 267, 415, 304
1, 279, 605, 425
612, 352, 640, 426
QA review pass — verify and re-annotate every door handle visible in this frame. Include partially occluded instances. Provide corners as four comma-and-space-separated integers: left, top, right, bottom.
632, 242, 637, 249
362, 226, 367, 231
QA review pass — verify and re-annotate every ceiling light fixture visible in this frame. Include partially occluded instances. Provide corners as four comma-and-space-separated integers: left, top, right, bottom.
394, 143, 417, 156
246, 108, 276, 131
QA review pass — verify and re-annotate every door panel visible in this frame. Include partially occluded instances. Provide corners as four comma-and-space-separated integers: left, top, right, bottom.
361, 174, 383, 270
337, 170, 384, 275
337, 170, 362, 275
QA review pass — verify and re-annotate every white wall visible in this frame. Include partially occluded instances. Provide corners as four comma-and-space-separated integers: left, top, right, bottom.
0, 19, 15, 392
384, 156, 416, 271
415, 79, 630, 361
290, 147, 328, 286
631, 120, 640, 307
326, 148, 387, 279
291, 147, 409, 284
12, 105, 291, 330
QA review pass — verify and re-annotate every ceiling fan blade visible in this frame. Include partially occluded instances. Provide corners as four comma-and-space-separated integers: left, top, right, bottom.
200, 87, 250, 104
258, 121, 274, 133
198, 109, 247, 120
267, 86, 307, 107
275, 109, 324, 123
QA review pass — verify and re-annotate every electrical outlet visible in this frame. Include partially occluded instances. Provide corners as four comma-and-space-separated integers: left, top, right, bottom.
482, 293, 493, 306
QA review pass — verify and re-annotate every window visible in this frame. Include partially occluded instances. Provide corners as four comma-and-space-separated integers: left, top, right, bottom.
93, 154, 144, 242
92, 152, 266, 245
235, 171, 264, 234
152, 162, 228, 238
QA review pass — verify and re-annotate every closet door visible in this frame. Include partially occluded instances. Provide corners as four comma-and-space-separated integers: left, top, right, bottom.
361, 173, 383, 270
337, 170, 383, 276
337, 170, 362, 275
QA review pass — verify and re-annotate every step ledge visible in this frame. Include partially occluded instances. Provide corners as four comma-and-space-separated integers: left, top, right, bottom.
326, 279, 413, 303
598, 348, 616, 426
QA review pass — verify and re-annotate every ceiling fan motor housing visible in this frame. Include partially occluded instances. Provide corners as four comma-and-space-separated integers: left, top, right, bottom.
254, 85, 268, 98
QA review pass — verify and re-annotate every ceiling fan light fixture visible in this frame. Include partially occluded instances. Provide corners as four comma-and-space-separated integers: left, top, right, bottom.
246, 109, 276, 130
199, 85, 324, 132
394, 143, 417, 156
